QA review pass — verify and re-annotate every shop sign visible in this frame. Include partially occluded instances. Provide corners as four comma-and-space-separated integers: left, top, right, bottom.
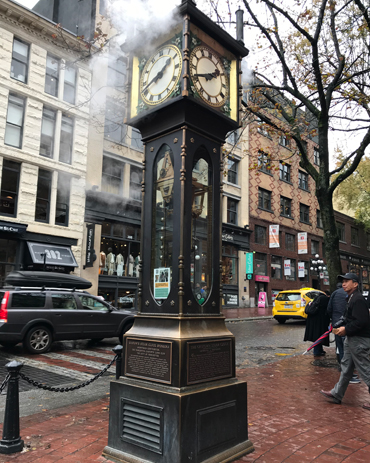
255, 275, 269, 282
224, 293, 238, 306
298, 232, 308, 254
269, 225, 279, 248
153, 267, 170, 299
284, 259, 291, 276
258, 292, 267, 308
85, 224, 95, 268
0, 221, 27, 235
27, 242, 77, 267
222, 233, 233, 241
245, 252, 253, 276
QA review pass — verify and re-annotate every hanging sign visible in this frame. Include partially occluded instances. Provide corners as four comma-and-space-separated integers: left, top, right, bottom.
284, 259, 291, 276
298, 232, 308, 254
269, 225, 279, 248
298, 262, 305, 278
153, 267, 171, 299
85, 224, 95, 268
246, 252, 253, 279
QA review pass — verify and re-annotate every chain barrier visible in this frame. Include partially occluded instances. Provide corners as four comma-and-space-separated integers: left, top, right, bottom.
0, 373, 10, 394
18, 354, 119, 392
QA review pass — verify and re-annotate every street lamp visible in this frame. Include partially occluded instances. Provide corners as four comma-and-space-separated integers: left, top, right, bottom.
310, 253, 327, 290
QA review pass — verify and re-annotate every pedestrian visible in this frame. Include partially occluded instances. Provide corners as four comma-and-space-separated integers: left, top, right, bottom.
320, 273, 370, 408
304, 291, 330, 356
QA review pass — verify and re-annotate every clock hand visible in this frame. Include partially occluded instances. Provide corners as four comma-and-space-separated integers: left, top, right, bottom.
142, 58, 172, 92
193, 72, 217, 81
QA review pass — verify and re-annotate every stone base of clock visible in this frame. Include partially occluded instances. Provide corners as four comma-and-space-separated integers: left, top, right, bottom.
102, 376, 254, 463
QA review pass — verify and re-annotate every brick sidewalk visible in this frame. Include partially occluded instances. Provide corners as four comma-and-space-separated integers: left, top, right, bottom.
2, 351, 370, 462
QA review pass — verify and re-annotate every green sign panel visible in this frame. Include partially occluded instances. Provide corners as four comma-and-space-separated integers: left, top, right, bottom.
246, 273, 253, 280
246, 252, 253, 276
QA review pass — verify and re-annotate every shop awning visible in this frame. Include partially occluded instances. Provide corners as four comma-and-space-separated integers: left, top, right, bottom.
0, 220, 28, 235
27, 242, 77, 267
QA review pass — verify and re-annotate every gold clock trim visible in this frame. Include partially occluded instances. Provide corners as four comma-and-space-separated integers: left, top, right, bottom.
140, 44, 183, 106
189, 45, 229, 108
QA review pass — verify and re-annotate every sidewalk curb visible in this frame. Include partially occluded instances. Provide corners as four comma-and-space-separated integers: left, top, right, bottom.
225, 316, 273, 322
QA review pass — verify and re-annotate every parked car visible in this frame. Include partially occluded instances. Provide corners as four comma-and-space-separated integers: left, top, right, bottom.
272, 287, 325, 324
0, 287, 135, 354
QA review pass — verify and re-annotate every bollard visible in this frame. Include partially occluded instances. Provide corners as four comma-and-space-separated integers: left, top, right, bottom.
112, 345, 123, 380
0, 361, 24, 454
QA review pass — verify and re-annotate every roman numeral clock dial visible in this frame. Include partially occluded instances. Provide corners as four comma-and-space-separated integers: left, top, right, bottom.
189, 45, 229, 107
140, 44, 183, 106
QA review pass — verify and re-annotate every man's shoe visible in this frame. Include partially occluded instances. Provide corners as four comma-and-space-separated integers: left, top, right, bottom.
363, 403, 370, 410
320, 390, 341, 404
350, 377, 361, 384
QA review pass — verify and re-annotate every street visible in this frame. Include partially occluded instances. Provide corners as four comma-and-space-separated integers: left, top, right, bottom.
0, 318, 315, 421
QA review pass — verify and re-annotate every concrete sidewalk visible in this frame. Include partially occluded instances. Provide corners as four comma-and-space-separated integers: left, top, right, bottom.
222, 305, 273, 321
2, 348, 370, 462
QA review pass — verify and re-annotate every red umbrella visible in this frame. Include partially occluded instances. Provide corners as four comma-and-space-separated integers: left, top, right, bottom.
302, 325, 333, 355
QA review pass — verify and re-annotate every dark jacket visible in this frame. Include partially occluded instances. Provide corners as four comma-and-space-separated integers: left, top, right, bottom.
327, 288, 347, 325
304, 293, 330, 345
344, 290, 370, 337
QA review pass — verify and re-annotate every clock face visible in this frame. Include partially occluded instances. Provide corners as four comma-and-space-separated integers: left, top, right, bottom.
140, 44, 182, 106
189, 45, 229, 107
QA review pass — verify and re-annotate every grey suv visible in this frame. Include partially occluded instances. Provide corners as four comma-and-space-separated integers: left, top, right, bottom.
0, 288, 135, 354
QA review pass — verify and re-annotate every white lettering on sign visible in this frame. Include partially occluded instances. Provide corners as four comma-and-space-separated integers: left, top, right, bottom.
44, 249, 62, 260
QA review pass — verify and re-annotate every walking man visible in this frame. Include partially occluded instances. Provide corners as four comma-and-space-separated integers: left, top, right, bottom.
320, 273, 370, 408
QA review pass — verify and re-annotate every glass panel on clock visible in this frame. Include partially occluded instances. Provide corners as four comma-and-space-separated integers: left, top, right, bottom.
191, 153, 212, 305
151, 145, 174, 304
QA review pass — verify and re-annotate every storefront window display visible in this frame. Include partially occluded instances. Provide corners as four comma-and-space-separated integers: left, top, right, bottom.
255, 253, 267, 276
271, 255, 282, 279
100, 222, 140, 277
0, 239, 17, 286
98, 288, 136, 309
222, 245, 238, 285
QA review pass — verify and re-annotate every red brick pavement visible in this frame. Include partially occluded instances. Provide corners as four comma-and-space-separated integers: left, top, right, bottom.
2, 351, 370, 462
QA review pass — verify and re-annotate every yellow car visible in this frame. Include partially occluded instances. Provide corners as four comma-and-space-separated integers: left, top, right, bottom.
272, 288, 325, 324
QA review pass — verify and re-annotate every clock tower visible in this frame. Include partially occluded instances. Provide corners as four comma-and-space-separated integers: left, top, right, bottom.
103, 2, 253, 462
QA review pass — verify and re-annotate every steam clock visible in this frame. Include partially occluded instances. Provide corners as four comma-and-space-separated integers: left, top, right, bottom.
103, 1, 253, 462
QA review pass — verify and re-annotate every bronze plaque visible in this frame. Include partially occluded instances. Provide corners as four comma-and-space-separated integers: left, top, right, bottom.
187, 339, 232, 385
125, 338, 172, 384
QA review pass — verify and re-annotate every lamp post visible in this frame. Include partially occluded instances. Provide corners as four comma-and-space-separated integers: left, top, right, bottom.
310, 253, 327, 290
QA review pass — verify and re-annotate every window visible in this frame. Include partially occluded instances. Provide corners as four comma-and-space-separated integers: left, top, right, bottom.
298, 171, 308, 190
11, 38, 29, 83
107, 55, 127, 90
59, 115, 74, 164
222, 245, 238, 285
102, 156, 124, 195
286, 259, 296, 281
300, 203, 310, 224
40, 108, 56, 158
227, 198, 238, 225
5, 94, 25, 149
51, 294, 77, 309
280, 196, 292, 218
130, 166, 142, 201
0, 160, 20, 217
311, 239, 319, 255
258, 151, 271, 173
314, 147, 320, 166
227, 158, 238, 184
104, 99, 126, 143
11, 293, 46, 308
226, 130, 240, 148
271, 256, 282, 279
336, 222, 345, 241
63, 66, 77, 104
255, 225, 267, 245
258, 188, 272, 211
131, 128, 143, 151
285, 233, 295, 252
255, 253, 267, 276
35, 169, 52, 223
317, 210, 323, 228
300, 261, 309, 282
351, 227, 359, 246
55, 173, 70, 226
279, 162, 291, 183
78, 295, 108, 311
257, 118, 269, 136
45, 54, 60, 97
279, 134, 290, 147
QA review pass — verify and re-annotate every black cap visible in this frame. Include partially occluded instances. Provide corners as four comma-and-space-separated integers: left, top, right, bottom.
338, 273, 360, 283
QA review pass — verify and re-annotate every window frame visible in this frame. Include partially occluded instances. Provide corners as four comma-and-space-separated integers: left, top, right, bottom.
55, 173, 70, 227
271, 255, 282, 279
40, 107, 56, 158
280, 196, 292, 218
336, 221, 345, 242
299, 203, 310, 224
279, 134, 290, 148
10, 37, 30, 84
279, 162, 291, 183
285, 233, 295, 252
35, 169, 52, 223
258, 151, 271, 174
5, 94, 25, 149
63, 65, 77, 104
351, 227, 359, 246
258, 188, 272, 211
255, 225, 267, 245
45, 54, 60, 97
314, 147, 320, 166
311, 239, 319, 255
129, 165, 142, 201
104, 99, 127, 144
226, 197, 238, 225
107, 54, 127, 90
59, 114, 74, 164
101, 156, 124, 195
0, 160, 21, 218
298, 170, 309, 191
317, 210, 323, 228
226, 158, 238, 184
285, 258, 296, 281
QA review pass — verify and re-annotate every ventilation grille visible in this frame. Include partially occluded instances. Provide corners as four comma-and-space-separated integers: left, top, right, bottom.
122, 402, 162, 454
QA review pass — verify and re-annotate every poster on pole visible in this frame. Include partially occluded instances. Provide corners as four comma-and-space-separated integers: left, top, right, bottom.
153, 267, 171, 299
284, 259, 291, 276
298, 232, 308, 254
269, 225, 279, 248
298, 262, 305, 278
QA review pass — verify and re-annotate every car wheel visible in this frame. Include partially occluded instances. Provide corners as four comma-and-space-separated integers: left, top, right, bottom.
25, 326, 52, 354
119, 321, 134, 344
276, 318, 287, 324
0, 341, 18, 348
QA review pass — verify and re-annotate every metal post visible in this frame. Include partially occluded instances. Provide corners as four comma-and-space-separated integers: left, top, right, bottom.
236, 8, 244, 44
112, 345, 123, 380
0, 361, 24, 454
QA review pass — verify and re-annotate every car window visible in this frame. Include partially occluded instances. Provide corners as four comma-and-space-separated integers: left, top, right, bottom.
51, 294, 77, 310
276, 292, 301, 302
77, 295, 108, 311
11, 292, 46, 308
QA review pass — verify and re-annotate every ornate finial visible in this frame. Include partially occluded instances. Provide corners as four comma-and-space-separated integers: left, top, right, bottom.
174, 138, 178, 143
170, 300, 175, 306
145, 300, 150, 306
187, 300, 192, 306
